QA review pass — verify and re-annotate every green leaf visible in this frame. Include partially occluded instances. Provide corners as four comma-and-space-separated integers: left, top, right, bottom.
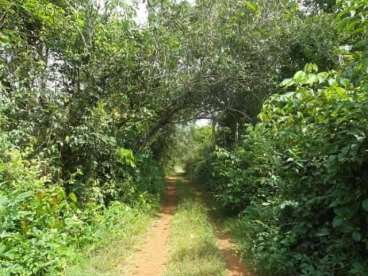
306, 74, 318, 85
317, 72, 329, 83
304, 63, 318, 73
0, 195, 8, 207
244, 1, 259, 13
69, 192, 78, 203
352, 232, 362, 241
0, 0, 11, 9
362, 199, 368, 211
117, 148, 136, 168
14, 191, 33, 204
293, 71, 307, 83
280, 78, 294, 88
332, 217, 344, 228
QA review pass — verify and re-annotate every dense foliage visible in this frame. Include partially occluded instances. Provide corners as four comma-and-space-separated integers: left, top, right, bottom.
0, 0, 165, 274
189, 1, 368, 275
2, 0, 368, 274
193, 64, 368, 274
0, 132, 161, 274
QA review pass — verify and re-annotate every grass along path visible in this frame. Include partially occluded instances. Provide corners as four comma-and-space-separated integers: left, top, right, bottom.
164, 178, 227, 276
64, 207, 153, 276
67, 177, 250, 276
215, 222, 253, 276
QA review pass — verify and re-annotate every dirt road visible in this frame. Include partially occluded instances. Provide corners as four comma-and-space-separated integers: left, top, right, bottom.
125, 176, 252, 276
128, 177, 177, 276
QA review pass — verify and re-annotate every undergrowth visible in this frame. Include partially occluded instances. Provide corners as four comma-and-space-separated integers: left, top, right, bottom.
65, 204, 154, 276
0, 135, 162, 275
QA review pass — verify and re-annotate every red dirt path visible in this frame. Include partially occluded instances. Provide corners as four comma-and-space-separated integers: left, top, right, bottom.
128, 177, 177, 276
125, 176, 252, 276
216, 231, 254, 276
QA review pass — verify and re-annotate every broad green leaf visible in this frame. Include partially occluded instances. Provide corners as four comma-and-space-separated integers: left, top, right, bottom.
293, 71, 307, 83
304, 63, 318, 73
280, 78, 294, 87
69, 192, 78, 203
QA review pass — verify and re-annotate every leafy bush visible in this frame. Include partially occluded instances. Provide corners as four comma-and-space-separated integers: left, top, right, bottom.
191, 147, 250, 213
192, 64, 368, 275
0, 134, 161, 275
0, 144, 75, 274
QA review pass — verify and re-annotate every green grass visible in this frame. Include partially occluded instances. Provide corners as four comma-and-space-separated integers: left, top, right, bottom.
164, 179, 226, 276
64, 207, 153, 276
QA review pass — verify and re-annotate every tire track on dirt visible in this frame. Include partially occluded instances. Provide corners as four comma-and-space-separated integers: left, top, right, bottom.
216, 230, 253, 276
185, 179, 253, 276
127, 177, 177, 276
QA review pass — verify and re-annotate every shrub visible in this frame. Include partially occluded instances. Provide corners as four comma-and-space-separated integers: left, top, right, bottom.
0, 134, 161, 275
193, 65, 368, 275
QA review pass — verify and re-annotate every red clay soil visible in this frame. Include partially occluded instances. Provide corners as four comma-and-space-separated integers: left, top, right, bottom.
128, 177, 177, 276
216, 230, 254, 276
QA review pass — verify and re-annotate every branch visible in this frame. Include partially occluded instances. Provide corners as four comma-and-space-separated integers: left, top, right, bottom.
65, 0, 89, 51
225, 107, 256, 124
171, 113, 214, 125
